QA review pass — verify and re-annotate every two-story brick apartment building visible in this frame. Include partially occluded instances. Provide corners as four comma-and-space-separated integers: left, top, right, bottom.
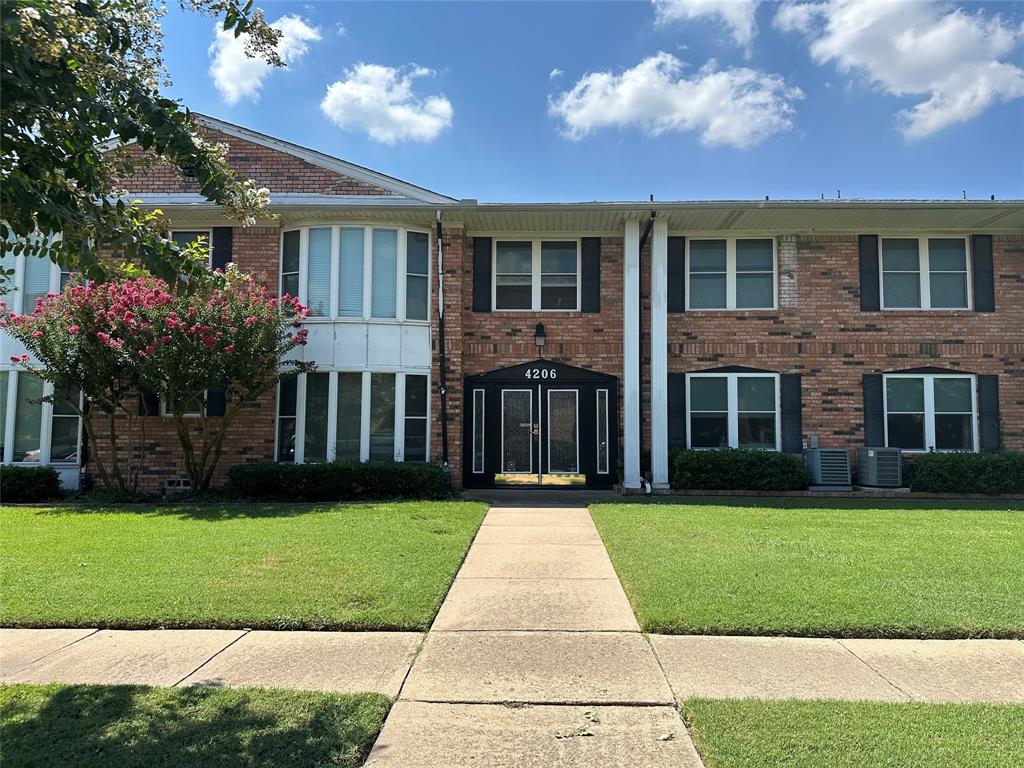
2, 115, 1022, 491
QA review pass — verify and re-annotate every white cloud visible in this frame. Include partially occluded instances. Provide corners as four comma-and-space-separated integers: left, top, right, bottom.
208, 14, 321, 105
549, 67, 564, 80
548, 52, 803, 148
320, 64, 453, 144
653, 0, 761, 48
774, 0, 1024, 138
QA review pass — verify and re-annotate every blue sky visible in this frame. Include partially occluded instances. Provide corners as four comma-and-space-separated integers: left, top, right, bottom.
161, 0, 1024, 202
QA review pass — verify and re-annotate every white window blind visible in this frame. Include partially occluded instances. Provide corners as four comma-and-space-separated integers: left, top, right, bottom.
306, 227, 332, 317
371, 229, 398, 318
339, 227, 365, 317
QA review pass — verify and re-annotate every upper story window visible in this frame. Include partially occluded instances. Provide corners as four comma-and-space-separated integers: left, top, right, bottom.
686, 238, 776, 310
170, 230, 213, 267
493, 239, 579, 311
1, 237, 70, 315
884, 374, 976, 452
687, 372, 779, 450
281, 226, 430, 322
881, 237, 969, 310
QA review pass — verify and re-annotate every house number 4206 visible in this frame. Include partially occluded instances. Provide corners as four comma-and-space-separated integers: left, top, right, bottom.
525, 368, 557, 380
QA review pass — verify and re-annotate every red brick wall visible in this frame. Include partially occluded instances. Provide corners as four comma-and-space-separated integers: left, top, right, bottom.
111, 126, 393, 196
85, 226, 284, 491
666, 234, 1024, 451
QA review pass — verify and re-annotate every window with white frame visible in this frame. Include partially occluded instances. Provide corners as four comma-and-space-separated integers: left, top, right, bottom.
880, 237, 969, 309
884, 374, 976, 451
280, 226, 430, 321
687, 373, 779, 450
687, 238, 776, 310
160, 392, 204, 417
493, 239, 579, 311
471, 389, 485, 474
170, 230, 213, 266
596, 388, 610, 474
0, 371, 82, 465
277, 371, 430, 464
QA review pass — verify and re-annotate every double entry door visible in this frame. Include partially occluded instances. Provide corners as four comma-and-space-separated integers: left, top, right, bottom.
499, 385, 581, 486
463, 360, 618, 489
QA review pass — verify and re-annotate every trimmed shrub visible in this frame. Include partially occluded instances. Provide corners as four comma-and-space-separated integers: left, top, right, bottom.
1, 466, 63, 503
671, 449, 809, 492
228, 461, 448, 501
904, 451, 1024, 495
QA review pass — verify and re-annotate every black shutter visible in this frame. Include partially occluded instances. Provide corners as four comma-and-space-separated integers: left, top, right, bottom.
206, 388, 226, 417
862, 374, 884, 446
971, 235, 995, 312
138, 388, 160, 416
472, 237, 492, 312
668, 237, 685, 312
668, 373, 686, 451
211, 227, 233, 271
780, 374, 803, 453
978, 375, 999, 452
581, 237, 601, 312
858, 235, 880, 311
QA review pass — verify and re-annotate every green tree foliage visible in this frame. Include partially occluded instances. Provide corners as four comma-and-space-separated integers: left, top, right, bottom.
0, 0, 280, 282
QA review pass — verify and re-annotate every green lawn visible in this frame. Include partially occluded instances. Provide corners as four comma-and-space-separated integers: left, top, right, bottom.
0, 501, 486, 630
0, 683, 389, 768
590, 498, 1024, 638
683, 699, 1024, 768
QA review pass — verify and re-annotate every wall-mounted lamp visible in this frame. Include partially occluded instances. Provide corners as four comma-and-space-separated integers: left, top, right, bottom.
534, 322, 547, 349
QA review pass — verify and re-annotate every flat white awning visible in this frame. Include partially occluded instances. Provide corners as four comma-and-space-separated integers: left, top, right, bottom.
122, 195, 1024, 234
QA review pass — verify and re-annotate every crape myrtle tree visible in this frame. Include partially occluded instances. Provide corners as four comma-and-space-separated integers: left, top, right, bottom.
1, 0, 281, 282
2, 264, 312, 492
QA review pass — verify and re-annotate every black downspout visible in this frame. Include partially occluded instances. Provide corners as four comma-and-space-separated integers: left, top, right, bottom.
637, 210, 656, 475
436, 214, 450, 483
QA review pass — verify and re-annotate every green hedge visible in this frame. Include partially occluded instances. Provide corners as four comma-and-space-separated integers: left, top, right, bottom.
671, 449, 810, 492
905, 452, 1024, 495
1, 466, 63, 503
228, 461, 448, 501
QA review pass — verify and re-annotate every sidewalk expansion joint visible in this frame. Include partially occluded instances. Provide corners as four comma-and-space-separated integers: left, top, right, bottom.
398, 697, 677, 708
835, 639, 914, 701
8, 628, 102, 675
172, 629, 250, 688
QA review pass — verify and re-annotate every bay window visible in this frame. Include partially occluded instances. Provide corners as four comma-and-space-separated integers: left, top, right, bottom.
884, 374, 976, 451
493, 239, 579, 311
880, 237, 969, 309
686, 238, 776, 310
687, 373, 779, 450
281, 225, 429, 321
277, 371, 430, 464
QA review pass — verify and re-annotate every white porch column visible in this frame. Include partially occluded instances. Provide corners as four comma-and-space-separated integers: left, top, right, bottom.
650, 218, 669, 488
623, 219, 641, 489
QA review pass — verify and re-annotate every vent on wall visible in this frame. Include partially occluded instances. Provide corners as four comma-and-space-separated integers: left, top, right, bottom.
805, 448, 852, 489
857, 448, 902, 487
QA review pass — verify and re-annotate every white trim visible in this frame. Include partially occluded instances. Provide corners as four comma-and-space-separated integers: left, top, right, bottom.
686, 372, 781, 451
491, 238, 582, 312
294, 372, 307, 464
2, 370, 17, 464
500, 388, 533, 474
326, 371, 339, 462
359, 371, 371, 462
685, 236, 778, 311
472, 389, 485, 474
881, 373, 978, 452
546, 388, 579, 474
879, 236, 972, 311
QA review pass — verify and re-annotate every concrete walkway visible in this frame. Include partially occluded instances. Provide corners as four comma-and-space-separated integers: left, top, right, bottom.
364, 506, 705, 767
